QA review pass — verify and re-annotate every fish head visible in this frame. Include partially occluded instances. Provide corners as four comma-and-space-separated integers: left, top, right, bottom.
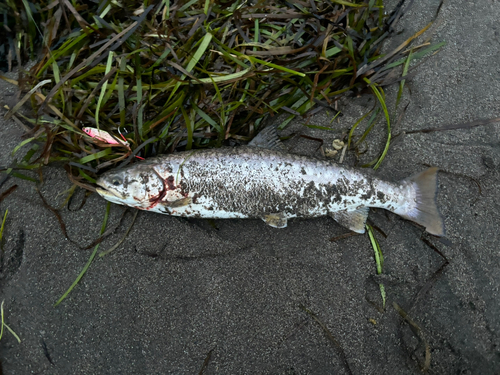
82, 127, 94, 136
96, 166, 165, 209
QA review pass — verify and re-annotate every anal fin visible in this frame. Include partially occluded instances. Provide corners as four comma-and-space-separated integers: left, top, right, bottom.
263, 213, 288, 228
330, 207, 369, 233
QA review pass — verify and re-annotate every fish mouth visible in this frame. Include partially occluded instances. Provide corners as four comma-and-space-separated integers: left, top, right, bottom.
95, 181, 125, 200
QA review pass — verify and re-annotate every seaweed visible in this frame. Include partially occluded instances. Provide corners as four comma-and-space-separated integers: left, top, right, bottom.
0, 0, 445, 186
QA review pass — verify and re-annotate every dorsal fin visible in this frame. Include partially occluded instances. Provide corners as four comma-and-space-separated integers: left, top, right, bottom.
248, 125, 285, 151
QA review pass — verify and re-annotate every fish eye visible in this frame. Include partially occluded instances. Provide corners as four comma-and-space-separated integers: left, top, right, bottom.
112, 178, 122, 186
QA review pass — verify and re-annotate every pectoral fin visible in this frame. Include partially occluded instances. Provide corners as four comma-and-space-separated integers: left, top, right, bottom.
330, 207, 369, 233
165, 197, 192, 208
262, 213, 288, 228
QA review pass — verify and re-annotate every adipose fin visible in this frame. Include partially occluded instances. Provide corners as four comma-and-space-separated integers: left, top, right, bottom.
248, 126, 285, 151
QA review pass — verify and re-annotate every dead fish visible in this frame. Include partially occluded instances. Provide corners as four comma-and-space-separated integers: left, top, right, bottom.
95, 127, 445, 236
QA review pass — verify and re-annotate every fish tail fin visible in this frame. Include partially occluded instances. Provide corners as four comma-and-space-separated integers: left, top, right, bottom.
398, 167, 445, 236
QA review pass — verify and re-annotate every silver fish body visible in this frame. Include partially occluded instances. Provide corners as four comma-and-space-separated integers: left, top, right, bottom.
96, 146, 444, 236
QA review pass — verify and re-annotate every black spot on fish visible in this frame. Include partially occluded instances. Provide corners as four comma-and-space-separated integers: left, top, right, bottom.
166, 176, 175, 190
377, 191, 386, 202
139, 172, 150, 184
325, 183, 343, 203
179, 181, 190, 197
304, 181, 315, 193
361, 192, 372, 200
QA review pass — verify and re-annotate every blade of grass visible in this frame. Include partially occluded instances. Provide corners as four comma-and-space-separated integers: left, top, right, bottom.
203, 0, 211, 15
34, 92, 79, 130
54, 202, 111, 307
246, 56, 305, 77
355, 108, 380, 147
135, 51, 144, 140
178, 0, 198, 12
303, 124, 338, 131
396, 48, 412, 109
180, 106, 193, 150
347, 110, 373, 149
68, 66, 107, 86
40, 20, 139, 112
357, 21, 434, 77
379, 284, 386, 310
36, 32, 90, 77
367, 224, 384, 273
383, 42, 446, 71
331, 0, 366, 7
10, 171, 39, 183
20, 143, 39, 165
364, 78, 391, 170
78, 168, 97, 184
167, 32, 213, 102
0, 300, 21, 344
4, 79, 51, 120
366, 223, 386, 309
193, 104, 222, 133
190, 67, 252, 84
203, 73, 227, 141
95, 51, 115, 129
100, 71, 119, 110
79, 149, 112, 164
117, 56, 127, 128
11, 137, 36, 157
211, 37, 250, 69
0, 209, 8, 240
0, 73, 18, 86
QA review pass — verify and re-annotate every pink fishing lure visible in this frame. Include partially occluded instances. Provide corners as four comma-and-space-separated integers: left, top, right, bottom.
82, 127, 129, 147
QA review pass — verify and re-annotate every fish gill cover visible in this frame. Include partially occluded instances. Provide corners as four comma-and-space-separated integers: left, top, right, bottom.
0, 0, 443, 189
